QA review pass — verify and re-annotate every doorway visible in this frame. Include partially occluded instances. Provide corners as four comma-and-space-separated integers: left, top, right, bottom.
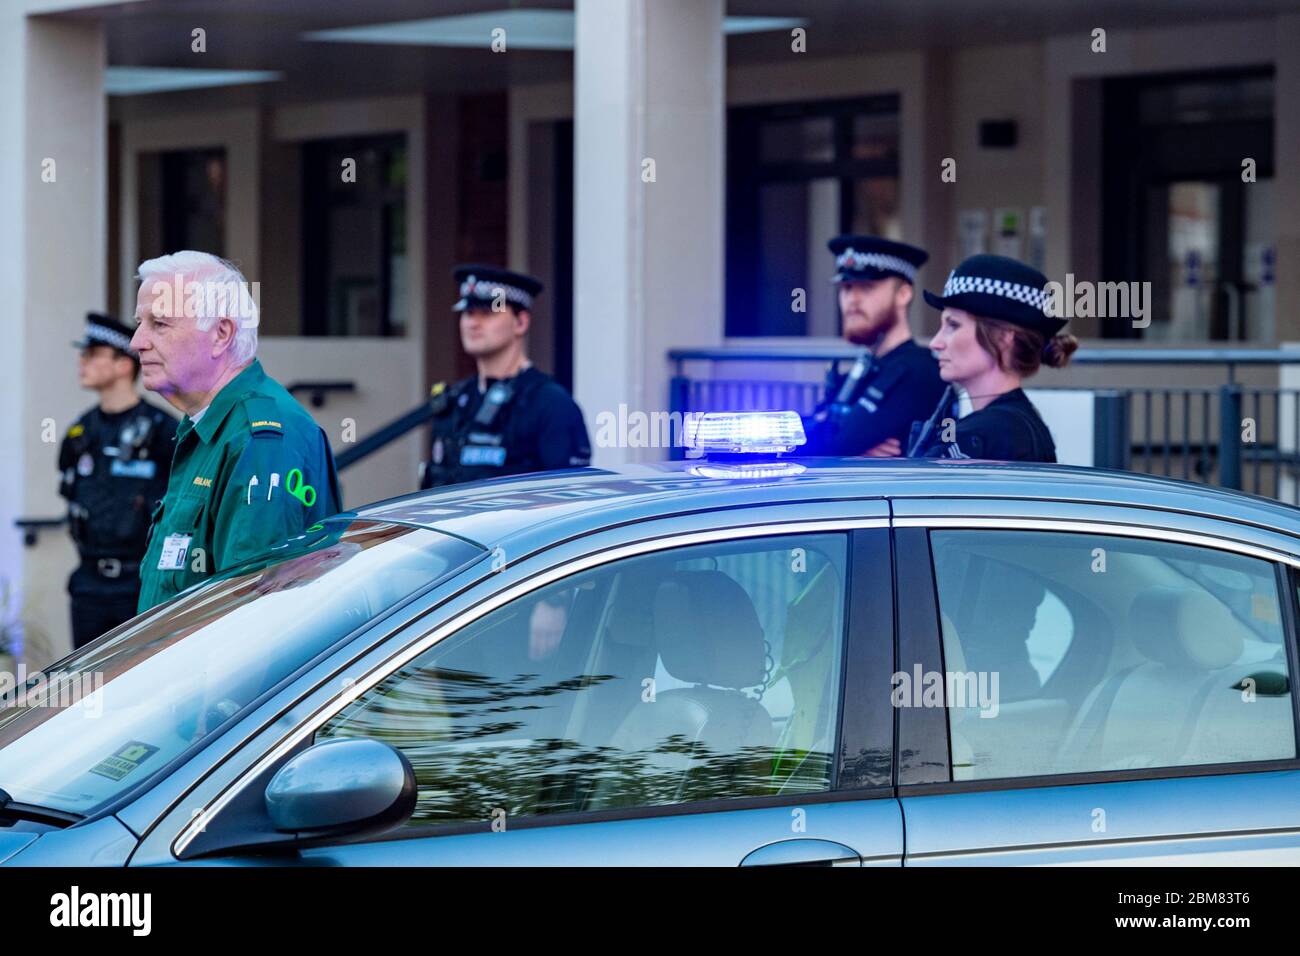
726, 95, 902, 338
1102, 69, 1275, 342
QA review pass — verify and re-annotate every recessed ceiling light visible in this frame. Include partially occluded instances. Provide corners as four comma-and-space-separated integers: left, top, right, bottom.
303, 9, 807, 50
105, 67, 281, 96
304, 10, 575, 50
722, 16, 808, 35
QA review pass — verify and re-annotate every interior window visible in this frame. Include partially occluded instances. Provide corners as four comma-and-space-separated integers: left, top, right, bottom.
317, 534, 849, 827
931, 530, 1295, 781
1026, 589, 1075, 686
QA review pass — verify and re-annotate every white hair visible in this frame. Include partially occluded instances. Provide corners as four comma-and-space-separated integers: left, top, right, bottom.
136, 250, 259, 364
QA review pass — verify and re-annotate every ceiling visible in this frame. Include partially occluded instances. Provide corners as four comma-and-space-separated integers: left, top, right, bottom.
49, 0, 1300, 108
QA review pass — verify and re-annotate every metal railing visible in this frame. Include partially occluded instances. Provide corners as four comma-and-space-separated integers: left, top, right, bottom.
668, 346, 1300, 504
335, 402, 439, 471
286, 380, 357, 408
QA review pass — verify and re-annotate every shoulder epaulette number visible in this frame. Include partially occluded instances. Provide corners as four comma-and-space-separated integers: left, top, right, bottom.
243, 396, 285, 438
430, 382, 453, 416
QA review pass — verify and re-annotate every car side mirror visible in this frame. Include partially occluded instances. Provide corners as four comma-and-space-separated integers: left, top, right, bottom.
1234, 671, 1290, 697
264, 737, 417, 839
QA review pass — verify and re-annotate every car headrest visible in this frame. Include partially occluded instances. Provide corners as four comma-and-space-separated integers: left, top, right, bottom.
1128, 586, 1246, 670
652, 570, 766, 688
779, 563, 840, 673
604, 563, 674, 648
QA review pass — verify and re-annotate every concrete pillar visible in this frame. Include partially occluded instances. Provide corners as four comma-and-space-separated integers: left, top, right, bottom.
918, 50, 954, 309
1278, 15, 1300, 502
1274, 15, 1300, 343
573, 0, 724, 465
0, 10, 106, 664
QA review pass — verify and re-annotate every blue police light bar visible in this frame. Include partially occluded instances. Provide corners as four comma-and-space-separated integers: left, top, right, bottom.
692, 461, 807, 479
685, 411, 807, 455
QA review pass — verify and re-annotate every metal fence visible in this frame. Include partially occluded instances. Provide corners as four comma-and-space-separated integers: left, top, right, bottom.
1124, 386, 1300, 498
668, 347, 1300, 505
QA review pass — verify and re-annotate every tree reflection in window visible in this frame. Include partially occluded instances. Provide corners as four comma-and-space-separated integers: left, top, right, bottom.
318, 535, 849, 827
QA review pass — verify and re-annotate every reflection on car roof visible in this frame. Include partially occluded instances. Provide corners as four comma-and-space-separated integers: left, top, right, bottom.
343, 459, 1300, 548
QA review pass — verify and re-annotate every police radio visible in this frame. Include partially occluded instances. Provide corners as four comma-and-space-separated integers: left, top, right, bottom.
834, 353, 874, 405
473, 381, 515, 427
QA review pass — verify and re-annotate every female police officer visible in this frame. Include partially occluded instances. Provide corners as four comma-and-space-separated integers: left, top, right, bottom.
906, 254, 1077, 462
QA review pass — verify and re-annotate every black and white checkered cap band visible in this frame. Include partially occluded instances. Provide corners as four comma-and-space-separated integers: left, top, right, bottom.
458, 277, 533, 309
86, 325, 134, 353
835, 248, 917, 283
942, 272, 1050, 312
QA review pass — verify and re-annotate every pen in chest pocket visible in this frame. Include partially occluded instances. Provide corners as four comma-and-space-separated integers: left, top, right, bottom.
268, 472, 280, 500
246, 474, 259, 505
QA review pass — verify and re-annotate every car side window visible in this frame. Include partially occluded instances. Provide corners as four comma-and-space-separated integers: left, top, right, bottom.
316, 533, 849, 828
930, 530, 1295, 781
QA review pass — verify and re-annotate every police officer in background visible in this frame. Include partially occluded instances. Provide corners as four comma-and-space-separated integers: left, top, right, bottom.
906, 254, 1076, 461
803, 236, 946, 457
421, 265, 591, 489
60, 313, 177, 647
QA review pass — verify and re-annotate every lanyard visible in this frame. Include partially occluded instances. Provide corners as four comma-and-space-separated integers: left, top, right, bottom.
906, 385, 956, 458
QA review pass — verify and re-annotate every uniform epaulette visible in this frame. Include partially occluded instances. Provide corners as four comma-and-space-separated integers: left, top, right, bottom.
243, 395, 285, 438
429, 382, 447, 415
65, 406, 97, 439
430, 381, 458, 416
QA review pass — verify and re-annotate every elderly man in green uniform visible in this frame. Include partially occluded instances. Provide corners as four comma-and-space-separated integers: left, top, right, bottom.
130, 250, 341, 612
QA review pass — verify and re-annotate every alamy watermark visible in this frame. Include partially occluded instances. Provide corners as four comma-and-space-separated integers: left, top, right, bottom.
891, 665, 1000, 718
1043, 273, 1151, 328
594, 404, 705, 449
147, 275, 261, 330
0, 665, 104, 718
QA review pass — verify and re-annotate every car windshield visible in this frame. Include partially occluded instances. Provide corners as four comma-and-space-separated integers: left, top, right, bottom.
0, 519, 483, 817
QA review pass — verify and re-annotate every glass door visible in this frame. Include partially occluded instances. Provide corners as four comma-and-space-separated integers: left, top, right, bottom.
1102, 70, 1274, 342
726, 95, 901, 338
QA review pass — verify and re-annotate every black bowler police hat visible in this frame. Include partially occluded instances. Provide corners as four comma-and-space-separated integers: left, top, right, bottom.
828, 235, 928, 285
71, 312, 138, 359
923, 254, 1066, 336
452, 264, 544, 313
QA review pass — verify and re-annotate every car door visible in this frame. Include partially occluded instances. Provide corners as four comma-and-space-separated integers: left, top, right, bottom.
305, 526, 897, 866
893, 508, 1300, 865
163, 519, 901, 867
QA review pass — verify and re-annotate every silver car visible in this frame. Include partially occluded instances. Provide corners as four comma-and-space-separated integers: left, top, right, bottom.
1, 458, 1298, 865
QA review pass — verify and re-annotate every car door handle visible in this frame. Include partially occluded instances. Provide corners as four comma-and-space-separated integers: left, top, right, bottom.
740, 839, 862, 867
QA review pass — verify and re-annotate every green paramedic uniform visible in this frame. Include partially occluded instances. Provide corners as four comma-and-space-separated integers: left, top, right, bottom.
137, 359, 342, 612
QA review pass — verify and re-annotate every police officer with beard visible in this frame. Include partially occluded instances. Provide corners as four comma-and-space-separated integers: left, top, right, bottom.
420, 265, 591, 489
59, 313, 176, 647
803, 236, 946, 457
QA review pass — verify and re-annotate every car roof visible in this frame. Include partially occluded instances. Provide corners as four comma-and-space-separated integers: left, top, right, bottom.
348, 458, 1300, 550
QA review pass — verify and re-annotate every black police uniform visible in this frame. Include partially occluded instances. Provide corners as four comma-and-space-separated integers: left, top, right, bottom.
803, 235, 945, 456
907, 254, 1066, 463
907, 386, 1057, 462
60, 314, 177, 647
806, 341, 948, 456
421, 266, 591, 489
421, 367, 592, 488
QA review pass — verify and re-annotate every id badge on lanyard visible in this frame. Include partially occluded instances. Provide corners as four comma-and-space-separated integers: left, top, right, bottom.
157, 533, 192, 570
